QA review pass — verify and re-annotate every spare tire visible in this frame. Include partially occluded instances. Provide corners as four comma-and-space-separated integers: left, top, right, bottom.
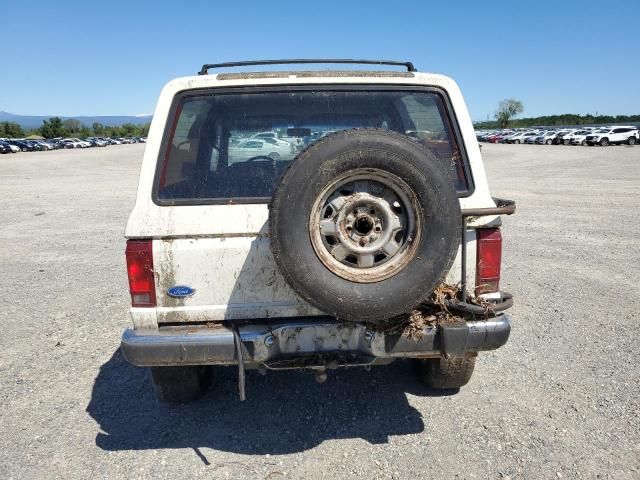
269, 128, 461, 323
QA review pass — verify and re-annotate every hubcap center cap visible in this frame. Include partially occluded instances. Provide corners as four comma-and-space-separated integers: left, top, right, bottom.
354, 215, 374, 235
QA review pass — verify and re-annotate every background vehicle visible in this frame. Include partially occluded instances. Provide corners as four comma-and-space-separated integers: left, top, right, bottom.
6, 139, 35, 152
566, 130, 590, 145
507, 131, 536, 143
250, 131, 279, 140
585, 127, 638, 146
550, 130, 571, 144
536, 131, 558, 144
0, 141, 13, 153
525, 131, 542, 144
475, 125, 639, 147
1, 141, 21, 153
34, 140, 53, 150
227, 138, 293, 162
63, 137, 91, 148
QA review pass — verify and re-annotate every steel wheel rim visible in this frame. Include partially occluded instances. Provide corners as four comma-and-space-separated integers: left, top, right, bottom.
309, 168, 421, 283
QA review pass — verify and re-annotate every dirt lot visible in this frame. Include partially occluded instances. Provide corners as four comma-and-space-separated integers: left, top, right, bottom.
1, 143, 639, 479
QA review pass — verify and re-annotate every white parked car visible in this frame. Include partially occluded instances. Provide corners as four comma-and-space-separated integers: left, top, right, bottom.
535, 131, 558, 145
506, 131, 532, 144
524, 131, 544, 144
31, 141, 53, 150
565, 130, 590, 145
586, 126, 639, 146
558, 129, 579, 145
63, 138, 91, 148
120, 59, 516, 403
228, 138, 293, 162
250, 131, 279, 140
5, 143, 20, 153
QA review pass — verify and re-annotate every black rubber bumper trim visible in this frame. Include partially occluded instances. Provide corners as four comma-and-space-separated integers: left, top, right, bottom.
121, 314, 511, 367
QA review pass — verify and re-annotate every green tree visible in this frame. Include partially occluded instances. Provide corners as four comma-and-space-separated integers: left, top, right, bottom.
494, 99, 524, 128
63, 118, 83, 135
105, 126, 121, 137
92, 122, 105, 135
0, 121, 25, 138
120, 123, 137, 137
40, 117, 67, 138
475, 112, 640, 130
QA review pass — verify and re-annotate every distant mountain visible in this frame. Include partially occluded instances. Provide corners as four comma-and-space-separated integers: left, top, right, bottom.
0, 111, 152, 129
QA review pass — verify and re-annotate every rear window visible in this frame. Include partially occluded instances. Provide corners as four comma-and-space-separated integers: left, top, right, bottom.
156, 88, 471, 203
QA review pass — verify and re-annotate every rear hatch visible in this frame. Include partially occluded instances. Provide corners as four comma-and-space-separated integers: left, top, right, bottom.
126, 79, 492, 325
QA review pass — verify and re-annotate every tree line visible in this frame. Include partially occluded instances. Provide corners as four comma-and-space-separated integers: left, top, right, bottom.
477, 110, 640, 130
0, 117, 150, 139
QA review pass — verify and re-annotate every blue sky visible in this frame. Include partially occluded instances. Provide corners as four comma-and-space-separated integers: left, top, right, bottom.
1, 0, 638, 120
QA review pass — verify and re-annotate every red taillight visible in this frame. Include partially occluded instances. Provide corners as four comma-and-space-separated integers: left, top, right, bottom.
476, 228, 502, 295
125, 240, 156, 307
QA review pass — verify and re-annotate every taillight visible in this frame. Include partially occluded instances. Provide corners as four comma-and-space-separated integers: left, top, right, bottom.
476, 228, 502, 295
125, 240, 156, 307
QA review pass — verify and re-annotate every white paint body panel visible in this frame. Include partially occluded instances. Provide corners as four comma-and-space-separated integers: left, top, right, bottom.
126, 71, 494, 328
153, 236, 323, 323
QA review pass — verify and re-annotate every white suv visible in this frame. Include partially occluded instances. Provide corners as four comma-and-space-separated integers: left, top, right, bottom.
120, 59, 516, 403
564, 130, 590, 145
586, 126, 639, 146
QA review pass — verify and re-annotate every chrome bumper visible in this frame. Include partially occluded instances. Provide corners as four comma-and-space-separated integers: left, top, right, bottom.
121, 314, 511, 368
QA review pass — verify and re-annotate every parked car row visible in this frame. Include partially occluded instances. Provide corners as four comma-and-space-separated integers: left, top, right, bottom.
0, 136, 146, 154
476, 126, 639, 146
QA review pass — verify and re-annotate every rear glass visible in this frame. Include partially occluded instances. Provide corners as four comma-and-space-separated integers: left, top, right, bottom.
156, 89, 470, 203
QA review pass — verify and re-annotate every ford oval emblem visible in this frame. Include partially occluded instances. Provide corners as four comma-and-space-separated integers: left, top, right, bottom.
167, 285, 196, 298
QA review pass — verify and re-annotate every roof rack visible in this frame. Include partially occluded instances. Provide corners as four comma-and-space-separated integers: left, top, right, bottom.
198, 59, 417, 75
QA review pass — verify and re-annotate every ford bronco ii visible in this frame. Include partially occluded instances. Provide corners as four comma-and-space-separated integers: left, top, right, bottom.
121, 59, 515, 403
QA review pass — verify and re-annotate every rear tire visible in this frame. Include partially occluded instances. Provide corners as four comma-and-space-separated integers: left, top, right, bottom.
545, 139, 552, 145
415, 355, 476, 389
581, 140, 587, 146
628, 137, 637, 145
149, 366, 212, 404
514, 139, 520, 144
563, 139, 570, 145
599, 138, 609, 146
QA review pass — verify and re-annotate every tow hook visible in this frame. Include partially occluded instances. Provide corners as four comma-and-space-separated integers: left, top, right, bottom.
314, 367, 328, 383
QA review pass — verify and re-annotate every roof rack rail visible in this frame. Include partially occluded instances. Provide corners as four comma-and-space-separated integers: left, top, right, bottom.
198, 59, 417, 75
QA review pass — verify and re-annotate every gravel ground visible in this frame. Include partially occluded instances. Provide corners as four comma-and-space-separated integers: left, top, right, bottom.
1, 143, 639, 479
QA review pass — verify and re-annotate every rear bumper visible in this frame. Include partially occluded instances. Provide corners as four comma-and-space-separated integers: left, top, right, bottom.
121, 314, 511, 368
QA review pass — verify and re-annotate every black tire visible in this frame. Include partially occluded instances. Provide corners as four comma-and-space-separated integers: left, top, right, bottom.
563, 139, 570, 145
415, 355, 476, 389
545, 139, 552, 145
599, 138, 609, 146
628, 137, 637, 146
581, 140, 587, 146
149, 366, 212, 404
269, 128, 461, 323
